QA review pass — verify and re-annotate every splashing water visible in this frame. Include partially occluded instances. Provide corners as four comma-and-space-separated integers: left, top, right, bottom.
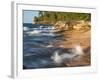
51, 50, 62, 64
72, 45, 84, 56
23, 26, 29, 31
27, 30, 41, 35
51, 45, 84, 65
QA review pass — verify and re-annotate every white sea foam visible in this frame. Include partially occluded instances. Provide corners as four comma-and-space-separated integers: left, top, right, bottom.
72, 45, 84, 56
42, 33, 55, 36
23, 27, 29, 31
51, 45, 84, 64
51, 51, 62, 64
46, 45, 54, 48
27, 30, 41, 35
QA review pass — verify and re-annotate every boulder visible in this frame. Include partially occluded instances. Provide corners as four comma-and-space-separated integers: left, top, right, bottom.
54, 20, 91, 31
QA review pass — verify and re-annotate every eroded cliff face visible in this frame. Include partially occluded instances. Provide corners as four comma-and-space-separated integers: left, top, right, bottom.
54, 21, 69, 31
54, 20, 91, 31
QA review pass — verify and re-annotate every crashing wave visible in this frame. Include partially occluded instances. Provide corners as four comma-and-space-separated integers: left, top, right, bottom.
23, 26, 29, 31
26, 30, 41, 35
51, 45, 84, 65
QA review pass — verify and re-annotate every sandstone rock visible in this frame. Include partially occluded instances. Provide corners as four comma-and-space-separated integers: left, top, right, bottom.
73, 20, 91, 30
54, 20, 91, 31
54, 21, 69, 31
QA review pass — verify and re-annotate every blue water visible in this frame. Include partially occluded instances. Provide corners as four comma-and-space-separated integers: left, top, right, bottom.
23, 23, 68, 69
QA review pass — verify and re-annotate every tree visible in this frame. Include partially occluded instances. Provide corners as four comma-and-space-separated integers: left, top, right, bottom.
34, 11, 91, 24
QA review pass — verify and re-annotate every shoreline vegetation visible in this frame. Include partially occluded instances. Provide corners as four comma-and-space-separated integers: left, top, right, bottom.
33, 11, 91, 32
33, 11, 91, 24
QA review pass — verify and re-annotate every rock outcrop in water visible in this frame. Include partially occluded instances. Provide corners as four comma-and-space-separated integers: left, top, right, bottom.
54, 20, 91, 32
54, 21, 69, 31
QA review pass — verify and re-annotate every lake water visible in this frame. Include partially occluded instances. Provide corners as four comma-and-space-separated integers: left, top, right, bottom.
23, 23, 69, 69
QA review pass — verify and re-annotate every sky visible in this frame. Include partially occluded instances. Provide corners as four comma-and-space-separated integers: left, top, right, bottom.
23, 10, 39, 23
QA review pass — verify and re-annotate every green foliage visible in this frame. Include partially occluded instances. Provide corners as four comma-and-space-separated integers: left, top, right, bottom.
34, 11, 91, 24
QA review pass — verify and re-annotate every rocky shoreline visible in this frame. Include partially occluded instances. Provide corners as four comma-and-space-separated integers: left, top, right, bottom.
54, 20, 91, 31
23, 20, 91, 69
